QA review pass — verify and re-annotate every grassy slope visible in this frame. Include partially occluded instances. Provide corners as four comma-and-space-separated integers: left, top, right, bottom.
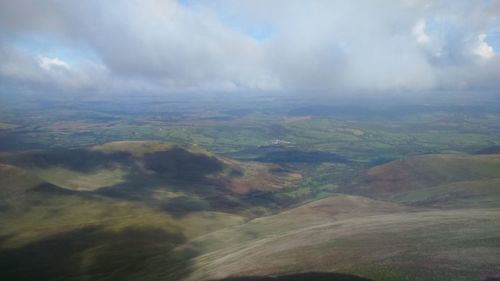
183, 154, 500, 281
1, 139, 302, 198
1, 141, 276, 245
103, 140, 303, 194
0, 189, 247, 281
353, 154, 500, 208
0, 163, 41, 198
0, 141, 305, 280
393, 178, 500, 208
32, 166, 127, 191
2, 146, 500, 281
184, 196, 500, 281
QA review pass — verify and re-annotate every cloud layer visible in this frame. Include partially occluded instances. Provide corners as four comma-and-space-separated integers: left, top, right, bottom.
0, 0, 499, 95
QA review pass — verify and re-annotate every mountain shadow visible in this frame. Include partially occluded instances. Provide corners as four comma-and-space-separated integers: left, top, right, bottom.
209, 272, 375, 281
0, 226, 197, 281
143, 147, 224, 180
10, 149, 132, 172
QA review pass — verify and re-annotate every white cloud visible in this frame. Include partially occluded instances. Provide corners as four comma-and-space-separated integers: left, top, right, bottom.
38, 56, 70, 70
413, 19, 430, 45
0, 0, 499, 95
473, 33, 495, 60
0, 45, 109, 93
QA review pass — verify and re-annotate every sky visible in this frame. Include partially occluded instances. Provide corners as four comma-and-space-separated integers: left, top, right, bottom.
0, 0, 499, 96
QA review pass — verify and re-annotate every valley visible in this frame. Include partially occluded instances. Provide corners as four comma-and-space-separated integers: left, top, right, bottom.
0, 94, 499, 281
2, 1, 500, 280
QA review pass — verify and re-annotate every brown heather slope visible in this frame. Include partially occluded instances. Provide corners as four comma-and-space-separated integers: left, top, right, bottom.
183, 195, 500, 281
349, 154, 500, 208
363, 154, 500, 193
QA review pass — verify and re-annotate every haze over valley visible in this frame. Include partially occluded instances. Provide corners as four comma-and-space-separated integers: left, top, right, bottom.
1, 1, 500, 281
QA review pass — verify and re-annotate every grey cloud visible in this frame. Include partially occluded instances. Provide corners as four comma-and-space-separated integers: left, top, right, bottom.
0, 0, 499, 94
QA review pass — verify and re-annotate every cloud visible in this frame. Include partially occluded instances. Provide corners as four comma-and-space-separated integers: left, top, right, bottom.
38, 56, 69, 70
0, 45, 109, 94
0, 0, 499, 95
473, 34, 495, 59
413, 19, 431, 45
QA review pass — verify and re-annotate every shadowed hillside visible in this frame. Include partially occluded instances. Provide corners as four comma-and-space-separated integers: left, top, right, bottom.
0, 226, 197, 281
0, 141, 301, 215
209, 272, 374, 281
0, 141, 304, 281
1, 142, 500, 281
143, 147, 224, 180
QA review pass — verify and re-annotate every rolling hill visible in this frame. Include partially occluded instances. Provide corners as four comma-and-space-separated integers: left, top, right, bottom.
0, 141, 302, 280
184, 195, 500, 281
349, 154, 500, 208
1, 144, 499, 281
181, 153, 500, 281
0, 141, 301, 213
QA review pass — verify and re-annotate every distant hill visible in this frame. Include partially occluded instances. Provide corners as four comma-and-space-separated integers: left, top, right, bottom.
349, 154, 500, 208
1, 141, 301, 198
475, 144, 500, 155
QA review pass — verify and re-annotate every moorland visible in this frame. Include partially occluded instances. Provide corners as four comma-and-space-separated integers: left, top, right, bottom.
0, 92, 499, 281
